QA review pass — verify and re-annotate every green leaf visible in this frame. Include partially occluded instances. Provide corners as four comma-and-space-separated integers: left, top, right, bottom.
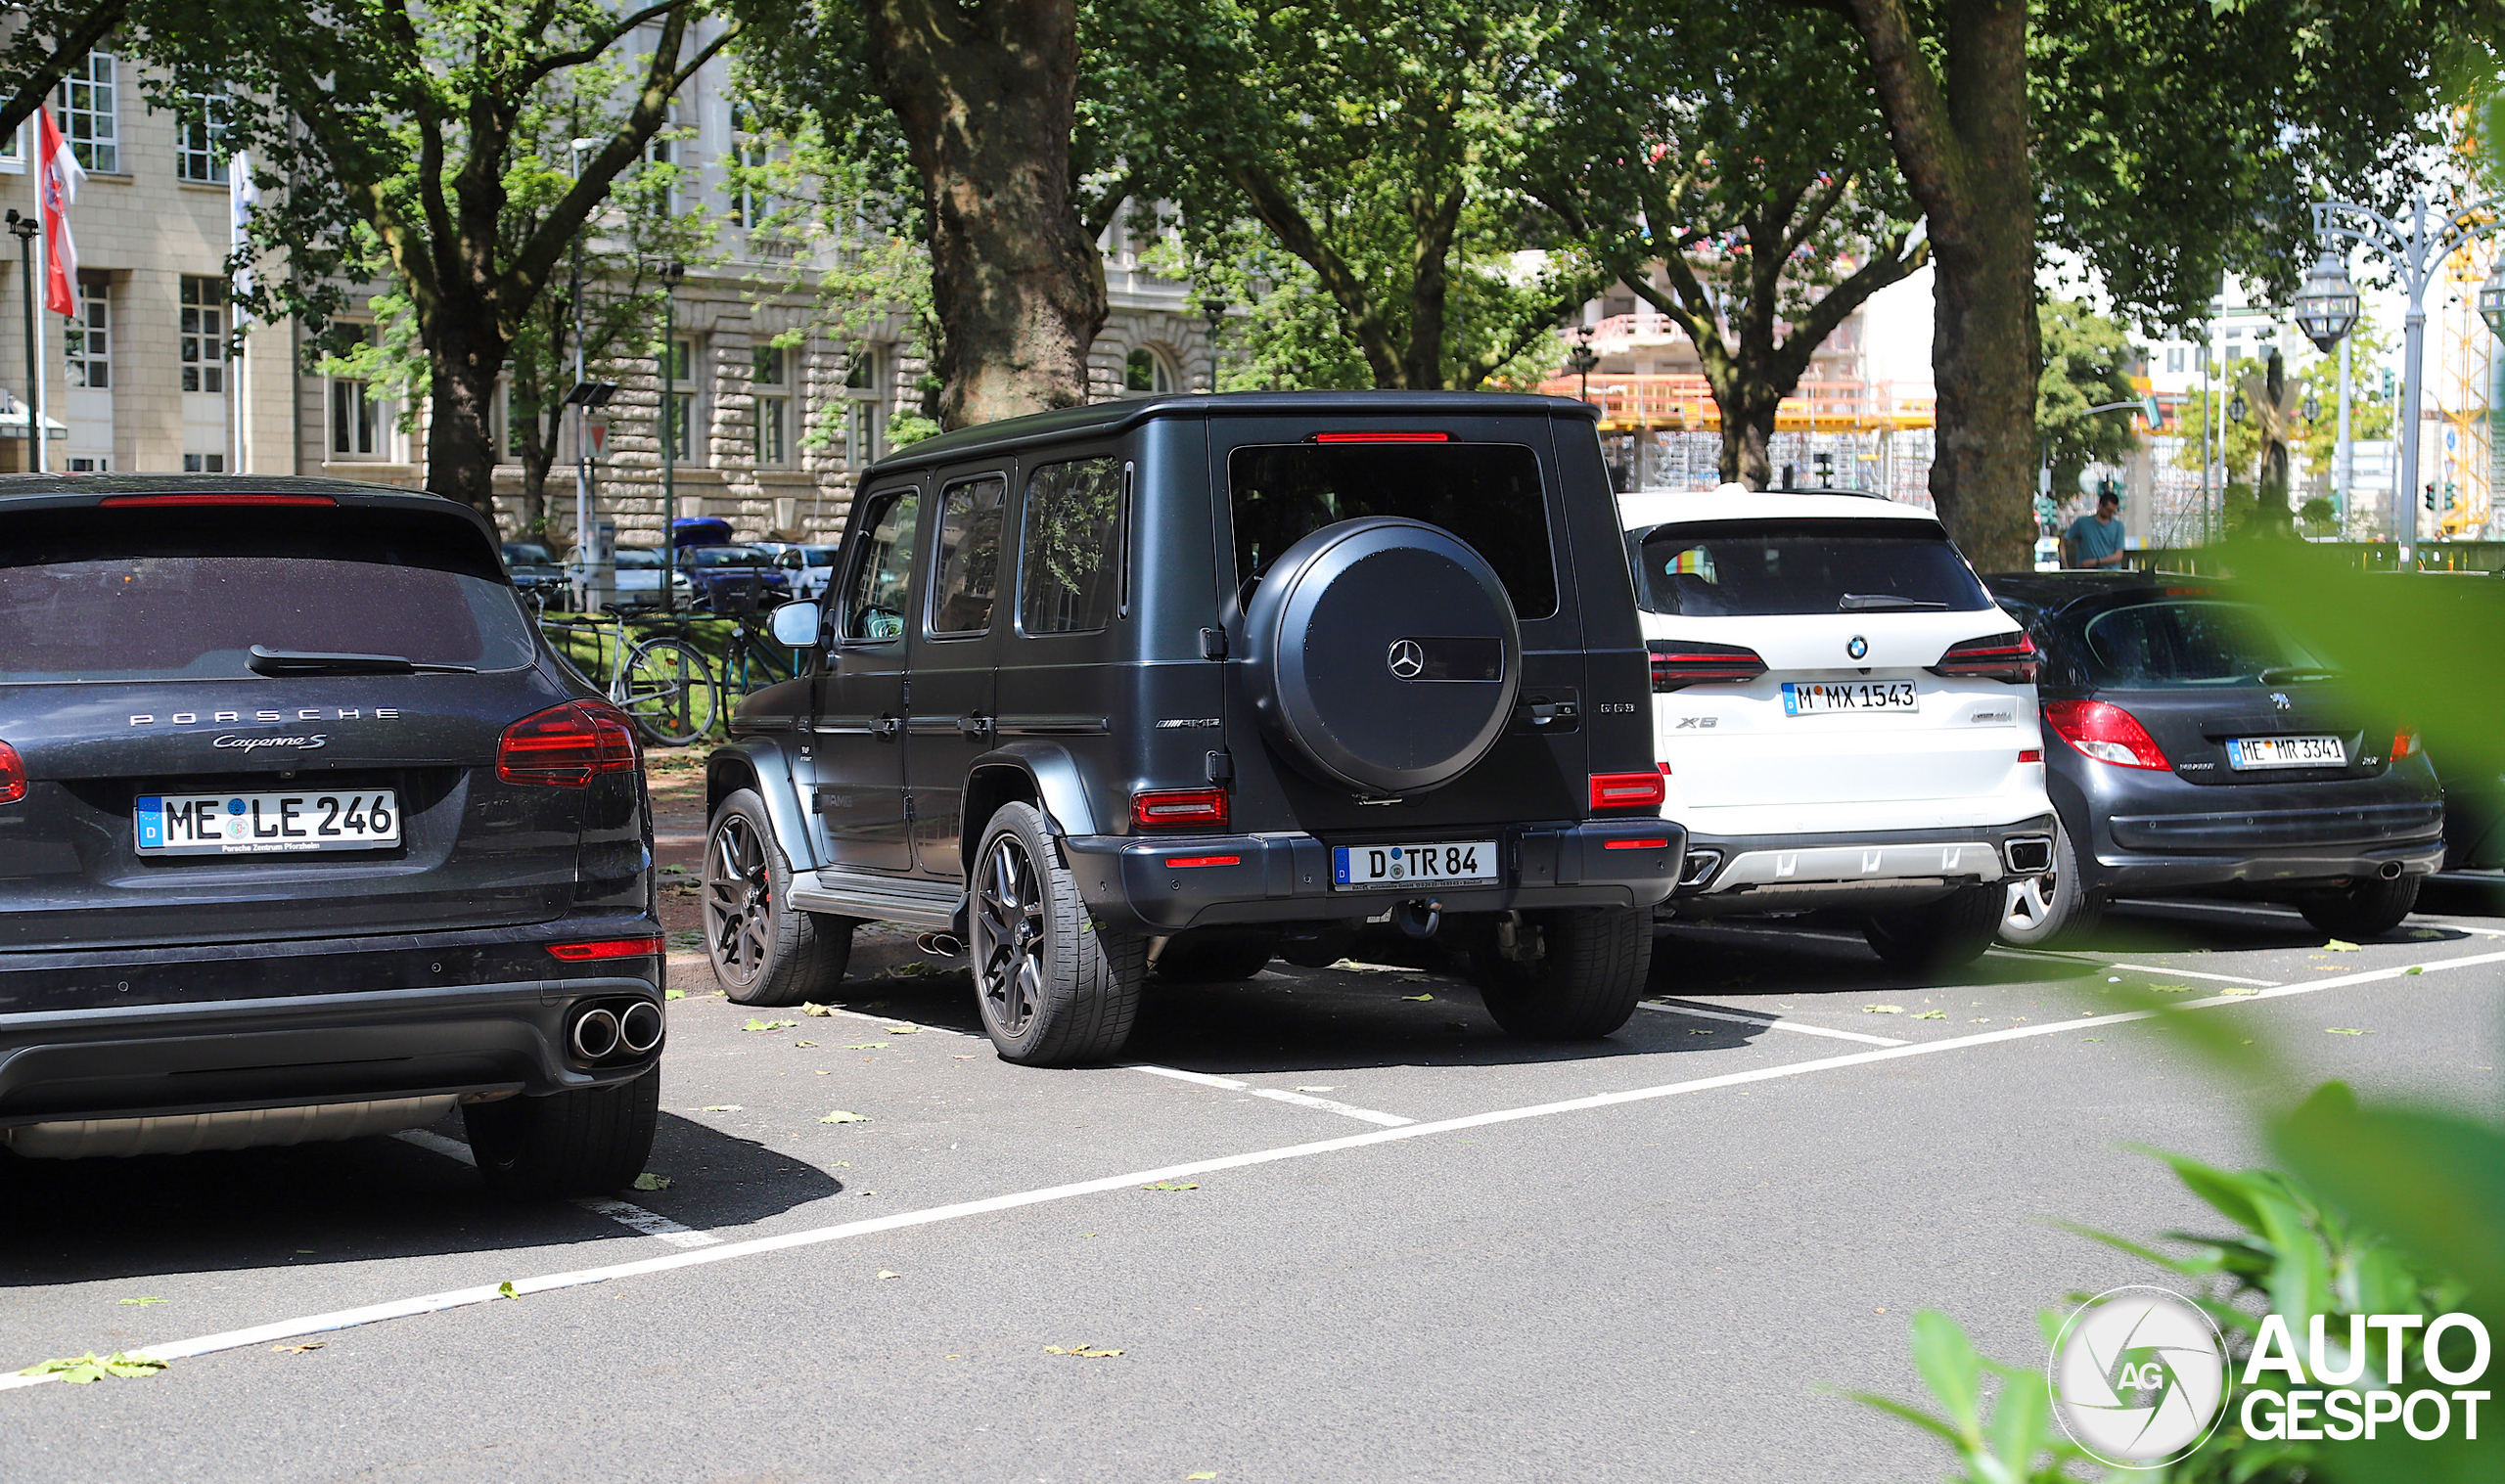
1839, 1388, 1967, 1449
1979, 1360, 2051, 1476
2325, 1026, 2372, 1035
631, 1173, 671, 1192
1912, 1010, 1944, 1019
1142, 1180, 1199, 1192
663, 989, 685, 1001
818, 1109, 870, 1124
1863, 1004, 1904, 1013
843, 1042, 891, 1050
116, 1296, 164, 1307
1907, 1310, 1982, 1441
2143, 1147, 2267, 1233
743, 1018, 799, 1032
498, 1282, 518, 1300
1399, 994, 1433, 1002
2323, 939, 2361, 951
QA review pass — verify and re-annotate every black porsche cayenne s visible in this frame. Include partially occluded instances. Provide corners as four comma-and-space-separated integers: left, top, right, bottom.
0, 477, 661, 1195
1986, 572, 2444, 946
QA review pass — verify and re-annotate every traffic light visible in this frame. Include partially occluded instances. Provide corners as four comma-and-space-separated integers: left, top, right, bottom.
2424, 483, 2438, 513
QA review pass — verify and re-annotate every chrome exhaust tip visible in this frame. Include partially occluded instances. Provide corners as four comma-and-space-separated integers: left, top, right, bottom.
1676, 849, 1724, 890
917, 931, 966, 957
570, 1007, 621, 1061
2378, 859, 2404, 880
2004, 836, 2055, 876
617, 1001, 665, 1056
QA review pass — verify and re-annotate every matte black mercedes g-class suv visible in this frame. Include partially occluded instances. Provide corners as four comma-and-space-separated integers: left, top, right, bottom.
702, 391, 1683, 1064
0, 478, 661, 1195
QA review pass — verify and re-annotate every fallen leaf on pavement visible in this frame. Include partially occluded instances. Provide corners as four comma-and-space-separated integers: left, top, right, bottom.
876, 1271, 900, 1281
20, 1352, 166, 1383
1294, 1086, 1337, 1093
2323, 939, 2361, 951
819, 1110, 871, 1124
1043, 1344, 1124, 1359
1862, 1005, 1904, 1014
116, 1297, 164, 1307
664, 989, 685, 1001
497, 1282, 518, 1300
632, 1173, 672, 1192
2147, 985, 2194, 993
2325, 1027, 2373, 1035
271, 1342, 325, 1355
793, 1040, 817, 1048
843, 1042, 891, 1051
1687, 1028, 1713, 1035
1189, 1474, 1218, 1480
801, 1003, 836, 1017
951, 1054, 979, 1059
2219, 988, 2261, 997
1912, 1011, 1944, 1019
1142, 1181, 1198, 1192
885, 1026, 922, 1035
743, 1018, 799, 1032
701, 1104, 743, 1112
1399, 994, 1434, 1002
2404, 966, 2424, 975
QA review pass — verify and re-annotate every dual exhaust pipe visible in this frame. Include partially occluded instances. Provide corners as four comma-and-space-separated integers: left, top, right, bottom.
569, 998, 664, 1063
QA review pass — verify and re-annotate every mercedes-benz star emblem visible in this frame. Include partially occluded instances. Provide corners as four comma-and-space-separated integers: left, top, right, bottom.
1845, 635, 1869, 660
1387, 639, 1427, 680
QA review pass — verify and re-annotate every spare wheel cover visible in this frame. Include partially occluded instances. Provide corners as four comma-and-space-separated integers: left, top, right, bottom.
1243, 517, 1522, 794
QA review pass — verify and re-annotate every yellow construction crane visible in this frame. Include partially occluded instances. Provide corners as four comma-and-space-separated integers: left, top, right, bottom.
2435, 231, 2494, 537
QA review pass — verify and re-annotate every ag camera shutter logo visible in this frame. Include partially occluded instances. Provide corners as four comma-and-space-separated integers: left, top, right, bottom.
2049, 1286, 2230, 1467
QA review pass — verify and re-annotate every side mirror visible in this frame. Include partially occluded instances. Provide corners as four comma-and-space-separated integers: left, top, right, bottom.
769, 600, 823, 650
778, 551, 802, 568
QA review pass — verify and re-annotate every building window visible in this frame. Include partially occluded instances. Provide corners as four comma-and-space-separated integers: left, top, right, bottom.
330, 324, 383, 458
844, 346, 884, 467
66, 280, 108, 387
179, 277, 226, 392
645, 97, 684, 215
662, 337, 700, 464
2165, 345, 2184, 374
1124, 346, 1175, 394
182, 453, 226, 472
175, 88, 227, 183
68, 455, 109, 472
728, 105, 770, 228
58, 52, 117, 172
752, 344, 790, 466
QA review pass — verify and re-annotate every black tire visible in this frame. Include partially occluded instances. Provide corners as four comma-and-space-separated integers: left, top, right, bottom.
2296, 873, 2422, 940
1156, 931, 1280, 983
1470, 906, 1651, 1040
464, 1067, 660, 1199
1997, 817, 2106, 948
704, 787, 852, 1006
1865, 883, 2006, 972
970, 802, 1147, 1065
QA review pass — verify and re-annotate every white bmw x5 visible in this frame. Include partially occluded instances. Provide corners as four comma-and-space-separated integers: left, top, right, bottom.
1622, 487, 2057, 971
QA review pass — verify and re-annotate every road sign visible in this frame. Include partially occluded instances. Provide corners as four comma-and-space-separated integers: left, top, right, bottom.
583, 420, 607, 463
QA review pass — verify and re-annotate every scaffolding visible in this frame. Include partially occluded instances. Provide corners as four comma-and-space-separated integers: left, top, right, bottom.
2436, 225, 2496, 537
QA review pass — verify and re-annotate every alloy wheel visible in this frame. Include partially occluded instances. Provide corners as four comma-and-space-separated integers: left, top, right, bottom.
974, 833, 1047, 1037
2004, 864, 2060, 934
705, 812, 772, 987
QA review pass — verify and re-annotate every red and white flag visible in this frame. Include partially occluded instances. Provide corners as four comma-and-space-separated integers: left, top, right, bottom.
34, 106, 84, 316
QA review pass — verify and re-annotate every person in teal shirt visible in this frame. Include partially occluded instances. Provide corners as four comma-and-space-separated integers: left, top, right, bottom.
2064, 490, 2127, 568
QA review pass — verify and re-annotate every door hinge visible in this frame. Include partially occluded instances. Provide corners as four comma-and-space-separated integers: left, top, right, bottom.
1200, 627, 1228, 660
903, 795, 917, 822
1205, 749, 1234, 784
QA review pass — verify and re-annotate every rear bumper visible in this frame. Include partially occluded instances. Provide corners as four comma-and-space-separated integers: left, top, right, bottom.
2062, 764, 2447, 895
1663, 814, 2055, 918
0, 919, 661, 1127
1062, 819, 1683, 934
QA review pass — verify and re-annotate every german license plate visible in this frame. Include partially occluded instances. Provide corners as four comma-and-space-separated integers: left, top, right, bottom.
1333, 840, 1498, 889
1784, 681, 1918, 715
2225, 736, 2346, 770
135, 790, 401, 855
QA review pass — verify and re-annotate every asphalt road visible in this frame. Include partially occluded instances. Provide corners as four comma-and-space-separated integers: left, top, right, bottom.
4, 877, 2501, 1483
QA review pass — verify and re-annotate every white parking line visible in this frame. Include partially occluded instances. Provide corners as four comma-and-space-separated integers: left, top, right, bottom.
393, 1131, 720, 1248
1127, 1063, 1416, 1127
1637, 1000, 1907, 1047
2124, 899, 2505, 939
14, 944, 2499, 1395
2103, 965, 2280, 986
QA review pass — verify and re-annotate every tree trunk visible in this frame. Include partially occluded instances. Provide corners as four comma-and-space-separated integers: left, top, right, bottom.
426, 328, 505, 531
1843, 0, 2037, 571
1718, 398, 1777, 488
864, 0, 1107, 429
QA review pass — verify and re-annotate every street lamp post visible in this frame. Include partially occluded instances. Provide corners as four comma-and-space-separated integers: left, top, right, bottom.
567, 135, 599, 608
1201, 295, 1227, 392
2300, 193, 2505, 567
3, 211, 36, 473
1566, 327, 1598, 402
657, 259, 686, 612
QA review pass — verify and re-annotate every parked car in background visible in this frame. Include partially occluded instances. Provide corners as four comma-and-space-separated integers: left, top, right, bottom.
0, 476, 662, 1194
706, 391, 1682, 1064
612, 546, 694, 608
755, 542, 842, 601
501, 541, 569, 608
1987, 571, 2444, 944
1622, 486, 2054, 972
680, 544, 793, 612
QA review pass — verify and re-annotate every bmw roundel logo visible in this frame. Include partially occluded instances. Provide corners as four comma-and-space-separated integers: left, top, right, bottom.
1845, 635, 1869, 660
1387, 639, 1427, 680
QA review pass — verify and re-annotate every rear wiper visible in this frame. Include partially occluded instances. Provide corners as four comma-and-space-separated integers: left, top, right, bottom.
248, 645, 478, 676
1837, 593, 1947, 611
2258, 665, 2340, 684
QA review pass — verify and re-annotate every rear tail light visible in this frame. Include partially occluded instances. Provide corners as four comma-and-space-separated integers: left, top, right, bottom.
2041, 699, 2169, 770
2391, 728, 2421, 760
1163, 854, 1241, 868
1589, 771, 1667, 812
1930, 630, 2039, 684
99, 492, 338, 507
2019, 748, 2043, 764
1308, 430, 1450, 443
1132, 787, 1229, 830
0, 741, 22, 805
498, 700, 640, 787
1648, 639, 1767, 691
546, 936, 664, 961
1603, 836, 1671, 850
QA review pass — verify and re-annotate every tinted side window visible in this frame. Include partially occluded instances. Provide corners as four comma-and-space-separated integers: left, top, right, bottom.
1628, 518, 1991, 616
1228, 443, 1558, 619
1020, 457, 1125, 635
929, 474, 1007, 636
842, 489, 918, 641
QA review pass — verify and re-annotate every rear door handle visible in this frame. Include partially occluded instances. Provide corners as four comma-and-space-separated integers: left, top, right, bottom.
872, 712, 903, 740
956, 712, 994, 741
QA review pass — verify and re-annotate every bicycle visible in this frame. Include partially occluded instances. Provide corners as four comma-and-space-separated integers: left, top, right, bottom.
537, 607, 723, 747
705, 575, 803, 699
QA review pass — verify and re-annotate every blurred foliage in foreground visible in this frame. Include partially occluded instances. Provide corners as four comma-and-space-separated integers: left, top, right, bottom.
1863, 542, 2504, 1480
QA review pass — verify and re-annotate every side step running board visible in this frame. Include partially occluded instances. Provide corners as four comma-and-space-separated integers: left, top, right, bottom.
790, 870, 965, 931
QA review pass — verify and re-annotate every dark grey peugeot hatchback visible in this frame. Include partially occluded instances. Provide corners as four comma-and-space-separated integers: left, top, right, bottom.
702, 391, 1682, 1065
0, 477, 661, 1195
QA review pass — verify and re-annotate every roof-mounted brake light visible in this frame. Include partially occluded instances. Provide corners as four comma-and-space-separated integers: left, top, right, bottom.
100, 492, 339, 508
1308, 431, 1450, 443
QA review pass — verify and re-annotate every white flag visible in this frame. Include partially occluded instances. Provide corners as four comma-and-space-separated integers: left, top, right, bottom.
228, 151, 260, 322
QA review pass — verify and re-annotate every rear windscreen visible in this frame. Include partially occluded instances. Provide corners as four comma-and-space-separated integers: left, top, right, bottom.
0, 508, 536, 682
2074, 600, 2328, 689
1629, 518, 1991, 616
1228, 443, 1558, 618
